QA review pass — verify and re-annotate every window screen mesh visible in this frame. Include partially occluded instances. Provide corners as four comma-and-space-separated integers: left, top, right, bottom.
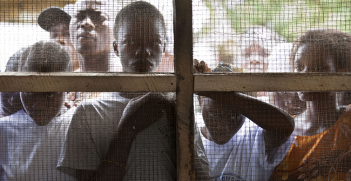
193, 0, 351, 181
0, 0, 174, 73
0, 91, 176, 180
0, 0, 176, 180
1, 0, 351, 180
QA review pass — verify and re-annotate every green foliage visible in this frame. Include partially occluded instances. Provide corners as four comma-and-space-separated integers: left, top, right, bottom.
228, 0, 351, 42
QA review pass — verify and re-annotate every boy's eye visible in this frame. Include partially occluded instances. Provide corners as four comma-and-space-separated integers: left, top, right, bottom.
90, 14, 106, 23
50, 33, 58, 39
47, 93, 55, 98
294, 61, 304, 72
126, 40, 134, 46
151, 40, 161, 46
76, 12, 87, 21
46, 92, 60, 98
208, 111, 217, 118
24, 92, 34, 96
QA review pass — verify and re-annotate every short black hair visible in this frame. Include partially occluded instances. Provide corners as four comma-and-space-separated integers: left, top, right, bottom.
291, 29, 351, 72
113, 1, 166, 40
19, 41, 71, 72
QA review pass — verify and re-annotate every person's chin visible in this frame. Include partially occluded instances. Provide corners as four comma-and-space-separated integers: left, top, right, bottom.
132, 66, 153, 73
31, 116, 52, 126
212, 136, 232, 145
289, 107, 307, 116
298, 91, 331, 101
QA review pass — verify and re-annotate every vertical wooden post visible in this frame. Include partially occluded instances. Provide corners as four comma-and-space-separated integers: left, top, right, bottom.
174, 0, 194, 180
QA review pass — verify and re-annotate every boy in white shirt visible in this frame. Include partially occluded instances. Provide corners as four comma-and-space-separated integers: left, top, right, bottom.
194, 62, 295, 181
0, 41, 77, 180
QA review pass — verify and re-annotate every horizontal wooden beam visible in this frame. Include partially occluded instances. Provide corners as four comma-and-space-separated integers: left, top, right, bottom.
0, 73, 176, 92
0, 73, 351, 92
194, 73, 351, 92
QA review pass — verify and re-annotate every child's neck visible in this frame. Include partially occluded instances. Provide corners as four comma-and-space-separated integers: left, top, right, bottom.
80, 51, 110, 72
294, 97, 340, 136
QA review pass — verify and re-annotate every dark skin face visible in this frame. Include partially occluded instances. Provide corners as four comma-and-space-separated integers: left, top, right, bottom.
50, 23, 79, 71
269, 92, 307, 116
20, 92, 64, 126
199, 97, 245, 145
337, 91, 351, 106
70, 4, 110, 56
50, 23, 71, 46
241, 43, 269, 72
114, 17, 165, 73
294, 45, 336, 101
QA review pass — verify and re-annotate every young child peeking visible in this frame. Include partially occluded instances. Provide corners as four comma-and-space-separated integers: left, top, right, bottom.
194, 62, 295, 181
0, 41, 76, 180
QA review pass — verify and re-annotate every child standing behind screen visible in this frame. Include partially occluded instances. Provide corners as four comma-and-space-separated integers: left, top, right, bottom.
0, 41, 77, 180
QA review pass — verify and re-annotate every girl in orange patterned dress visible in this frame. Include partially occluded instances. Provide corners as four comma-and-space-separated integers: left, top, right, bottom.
270, 29, 351, 181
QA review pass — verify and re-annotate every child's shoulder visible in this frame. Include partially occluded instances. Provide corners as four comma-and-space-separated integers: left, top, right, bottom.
0, 110, 31, 130
236, 118, 262, 136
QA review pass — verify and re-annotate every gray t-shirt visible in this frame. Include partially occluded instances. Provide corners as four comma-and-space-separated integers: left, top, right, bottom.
58, 92, 176, 180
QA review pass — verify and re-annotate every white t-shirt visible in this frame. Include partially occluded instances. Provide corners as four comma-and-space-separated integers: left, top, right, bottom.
0, 109, 77, 181
58, 92, 176, 181
201, 118, 294, 181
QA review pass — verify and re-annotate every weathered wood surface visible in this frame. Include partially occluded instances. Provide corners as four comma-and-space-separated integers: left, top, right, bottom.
194, 73, 351, 92
174, 0, 195, 180
0, 72, 176, 92
0, 0, 75, 23
1, 72, 351, 92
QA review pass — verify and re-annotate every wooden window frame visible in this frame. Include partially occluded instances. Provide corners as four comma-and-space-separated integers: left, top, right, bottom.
0, 0, 351, 180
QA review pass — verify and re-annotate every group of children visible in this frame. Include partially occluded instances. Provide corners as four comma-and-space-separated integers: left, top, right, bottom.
0, 1, 351, 181
195, 29, 351, 181
0, 1, 175, 181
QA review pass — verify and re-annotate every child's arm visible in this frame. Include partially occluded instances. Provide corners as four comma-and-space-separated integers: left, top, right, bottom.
198, 92, 294, 153
94, 93, 171, 180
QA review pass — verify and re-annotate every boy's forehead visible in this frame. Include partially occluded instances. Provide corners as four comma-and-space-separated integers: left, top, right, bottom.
121, 17, 164, 32
69, 0, 114, 18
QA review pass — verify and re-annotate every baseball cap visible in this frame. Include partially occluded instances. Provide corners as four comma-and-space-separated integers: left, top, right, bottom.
37, 5, 71, 32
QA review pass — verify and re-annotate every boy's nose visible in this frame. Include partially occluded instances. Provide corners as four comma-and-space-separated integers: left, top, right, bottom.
80, 17, 95, 31
250, 60, 260, 64
54, 35, 67, 46
135, 46, 151, 58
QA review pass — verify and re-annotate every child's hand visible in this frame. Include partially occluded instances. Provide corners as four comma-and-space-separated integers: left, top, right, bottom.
194, 59, 211, 73
117, 93, 169, 134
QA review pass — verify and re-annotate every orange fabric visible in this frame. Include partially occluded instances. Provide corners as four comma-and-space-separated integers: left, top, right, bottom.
270, 112, 351, 181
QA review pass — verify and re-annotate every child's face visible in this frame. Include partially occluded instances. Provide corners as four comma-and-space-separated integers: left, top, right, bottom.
200, 97, 245, 145
50, 23, 71, 47
294, 44, 336, 101
114, 17, 165, 73
69, 2, 111, 56
20, 92, 64, 126
240, 44, 269, 72
269, 92, 306, 116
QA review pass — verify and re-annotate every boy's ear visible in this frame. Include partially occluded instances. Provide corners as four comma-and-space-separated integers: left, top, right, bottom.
197, 95, 203, 108
113, 41, 119, 57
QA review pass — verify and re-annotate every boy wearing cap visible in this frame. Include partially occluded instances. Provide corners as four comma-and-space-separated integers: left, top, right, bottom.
58, 2, 176, 181
38, 5, 79, 71
0, 41, 77, 180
